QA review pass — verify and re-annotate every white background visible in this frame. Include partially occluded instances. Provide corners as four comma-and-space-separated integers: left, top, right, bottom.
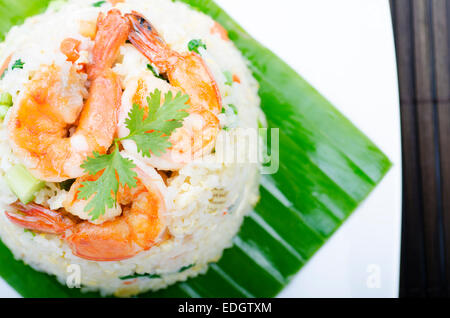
0, 0, 402, 298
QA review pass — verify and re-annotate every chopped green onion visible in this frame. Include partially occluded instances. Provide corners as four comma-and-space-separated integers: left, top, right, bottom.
188, 39, 206, 54
0, 92, 13, 106
24, 229, 36, 237
228, 104, 238, 115
5, 164, 45, 204
179, 264, 195, 272
0, 105, 9, 119
119, 273, 162, 280
146, 64, 165, 80
92, 1, 106, 7
119, 264, 195, 280
11, 59, 24, 70
224, 71, 233, 86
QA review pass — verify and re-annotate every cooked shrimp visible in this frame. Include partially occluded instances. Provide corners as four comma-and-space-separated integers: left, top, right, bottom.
6, 156, 168, 261
7, 10, 130, 182
119, 12, 222, 170
87, 10, 130, 80
127, 12, 222, 115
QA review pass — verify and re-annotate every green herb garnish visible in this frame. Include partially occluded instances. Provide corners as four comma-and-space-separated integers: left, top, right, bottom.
119, 273, 162, 280
24, 229, 36, 237
11, 59, 24, 70
79, 89, 190, 220
78, 150, 137, 221
224, 71, 233, 86
124, 90, 190, 157
146, 64, 165, 80
179, 264, 195, 272
92, 1, 106, 7
188, 39, 206, 54
119, 264, 195, 280
228, 104, 238, 115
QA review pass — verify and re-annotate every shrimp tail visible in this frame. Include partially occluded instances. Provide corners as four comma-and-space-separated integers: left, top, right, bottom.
126, 12, 222, 115
126, 11, 175, 73
88, 9, 131, 79
6, 202, 74, 235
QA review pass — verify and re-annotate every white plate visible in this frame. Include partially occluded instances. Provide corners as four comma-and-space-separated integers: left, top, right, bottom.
0, 0, 402, 298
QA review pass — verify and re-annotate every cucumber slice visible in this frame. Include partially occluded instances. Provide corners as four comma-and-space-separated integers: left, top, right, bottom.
0, 105, 9, 119
0, 92, 12, 106
5, 165, 45, 204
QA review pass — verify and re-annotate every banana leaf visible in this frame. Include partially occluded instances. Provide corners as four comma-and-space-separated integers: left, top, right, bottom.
0, 0, 392, 298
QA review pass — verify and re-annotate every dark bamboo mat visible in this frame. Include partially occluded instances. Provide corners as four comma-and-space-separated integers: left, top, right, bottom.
390, 0, 450, 297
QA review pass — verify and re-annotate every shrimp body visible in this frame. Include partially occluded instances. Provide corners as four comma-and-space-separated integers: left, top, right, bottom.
122, 12, 222, 170
6, 157, 168, 261
7, 10, 130, 182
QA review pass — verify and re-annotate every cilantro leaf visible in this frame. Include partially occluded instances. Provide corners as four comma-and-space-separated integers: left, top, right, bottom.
125, 89, 190, 158
147, 90, 190, 135
188, 39, 206, 54
78, 150, 137, 220
124, 103, 147, 135
128, 131, 172, 158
